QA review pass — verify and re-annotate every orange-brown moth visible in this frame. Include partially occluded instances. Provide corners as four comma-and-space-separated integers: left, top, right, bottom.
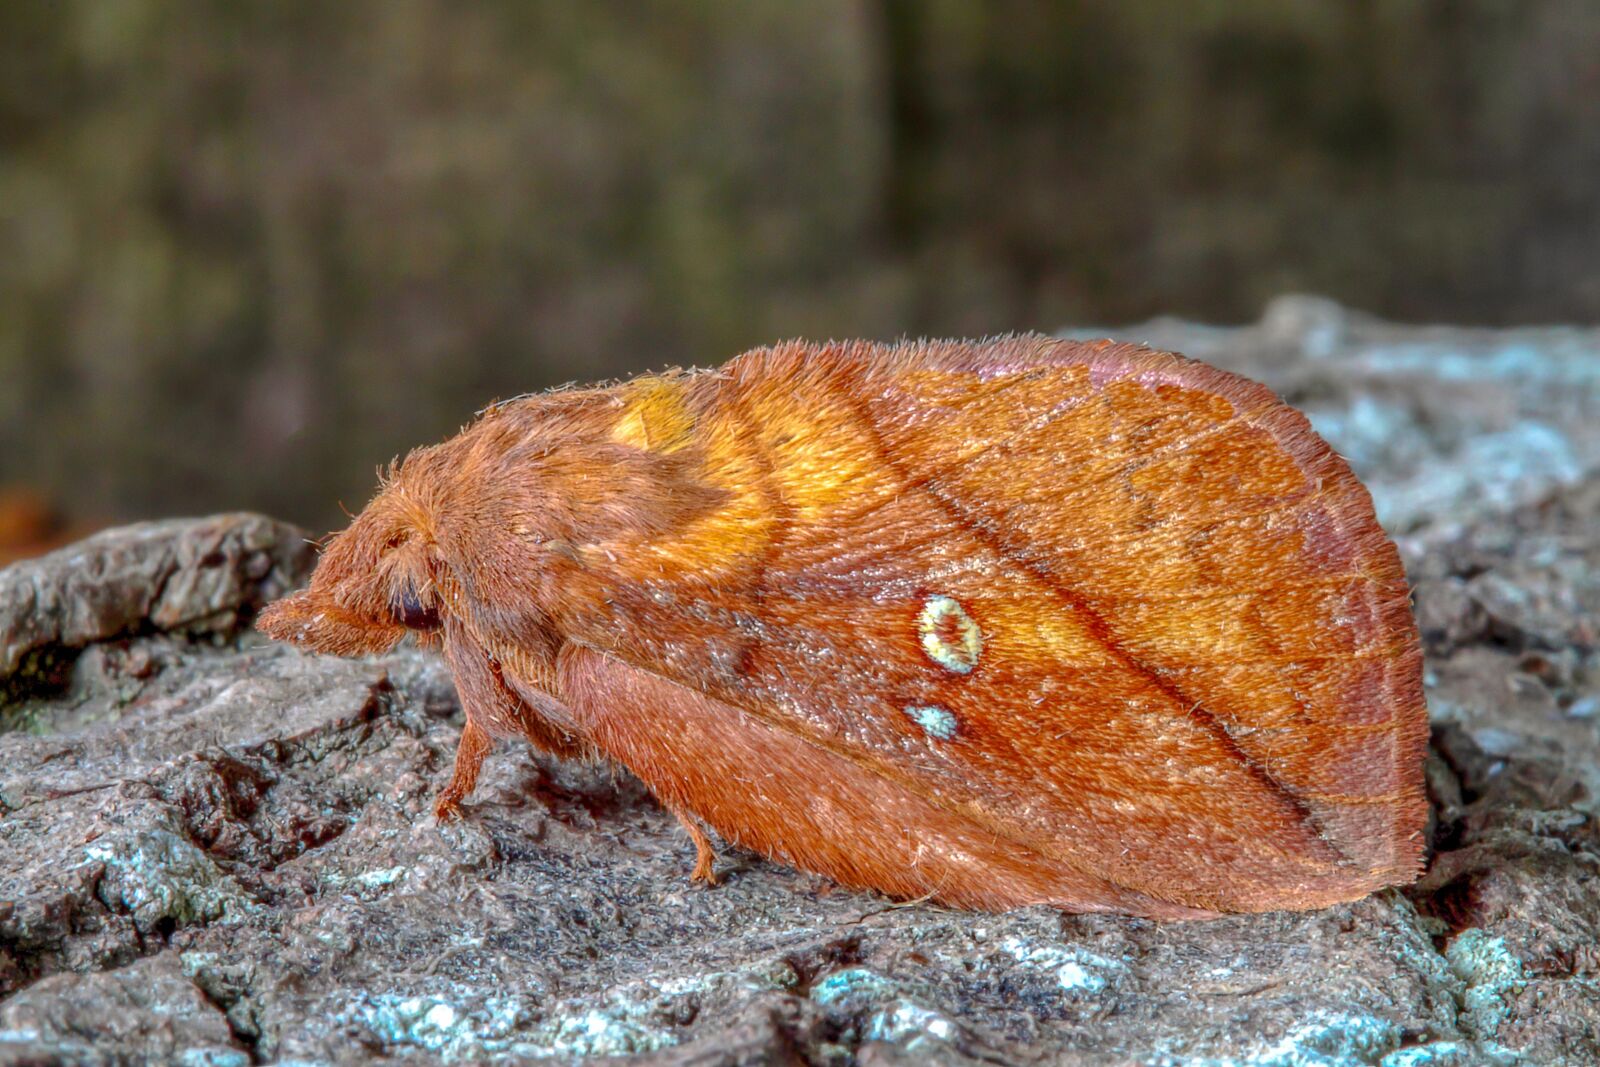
258, 337, 1429, 919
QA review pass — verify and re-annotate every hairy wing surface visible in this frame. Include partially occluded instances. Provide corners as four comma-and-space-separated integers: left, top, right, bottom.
567, 339, 1426, 906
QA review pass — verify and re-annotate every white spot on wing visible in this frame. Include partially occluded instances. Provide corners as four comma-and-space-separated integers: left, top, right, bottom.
917, 594, 982, 674
905, 704, 958, 741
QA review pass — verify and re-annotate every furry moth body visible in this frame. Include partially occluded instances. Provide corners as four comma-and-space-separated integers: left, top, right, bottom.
258, 337, 1429, 918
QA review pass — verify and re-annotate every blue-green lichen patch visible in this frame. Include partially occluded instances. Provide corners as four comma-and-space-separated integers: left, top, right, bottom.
334, 989, 541, 1058
862, 998, 961, 1049
82, 826, 258, 931
1151, 1009, 1405, 1067
531, 959, 800, 1058
318, 864, 409, 900
176, 1050, 251, 1067
1445, 929, 1528, 1040
1379, 1039, 1522, 1067
809, 967, 963, 1055
532, 1002, 678, 1059
997, 935, 1128, 995
318, 958, 801, 1059
809, 966, 899, 1008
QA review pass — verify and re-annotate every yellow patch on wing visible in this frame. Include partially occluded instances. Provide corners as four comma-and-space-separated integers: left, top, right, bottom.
611, 376, 697, 454
633, 403, 777, 577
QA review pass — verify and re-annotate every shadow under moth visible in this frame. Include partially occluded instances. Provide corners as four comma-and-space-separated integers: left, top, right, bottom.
258, 337, 1429, 919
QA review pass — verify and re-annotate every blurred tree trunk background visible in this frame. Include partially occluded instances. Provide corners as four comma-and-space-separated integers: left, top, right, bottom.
2, 1, 1597, 533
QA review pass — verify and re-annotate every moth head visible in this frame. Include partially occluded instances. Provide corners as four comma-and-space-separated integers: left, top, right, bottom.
258, 462, 446, 656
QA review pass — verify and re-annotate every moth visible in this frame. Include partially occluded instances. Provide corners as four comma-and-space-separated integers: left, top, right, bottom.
258, 337, 1429, 918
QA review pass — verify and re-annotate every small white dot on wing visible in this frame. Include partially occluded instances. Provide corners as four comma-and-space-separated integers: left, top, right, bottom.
905, 704, 958, 741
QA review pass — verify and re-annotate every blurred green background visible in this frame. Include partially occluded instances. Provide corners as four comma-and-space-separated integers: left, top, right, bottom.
3, 1, 1598, 539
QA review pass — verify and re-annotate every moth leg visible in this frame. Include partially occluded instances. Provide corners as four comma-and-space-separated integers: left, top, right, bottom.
434, 718, 492, 821
672, 808, 720, 886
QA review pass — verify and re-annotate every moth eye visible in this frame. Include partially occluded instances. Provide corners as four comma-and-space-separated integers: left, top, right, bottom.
394, 583, 442, 631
